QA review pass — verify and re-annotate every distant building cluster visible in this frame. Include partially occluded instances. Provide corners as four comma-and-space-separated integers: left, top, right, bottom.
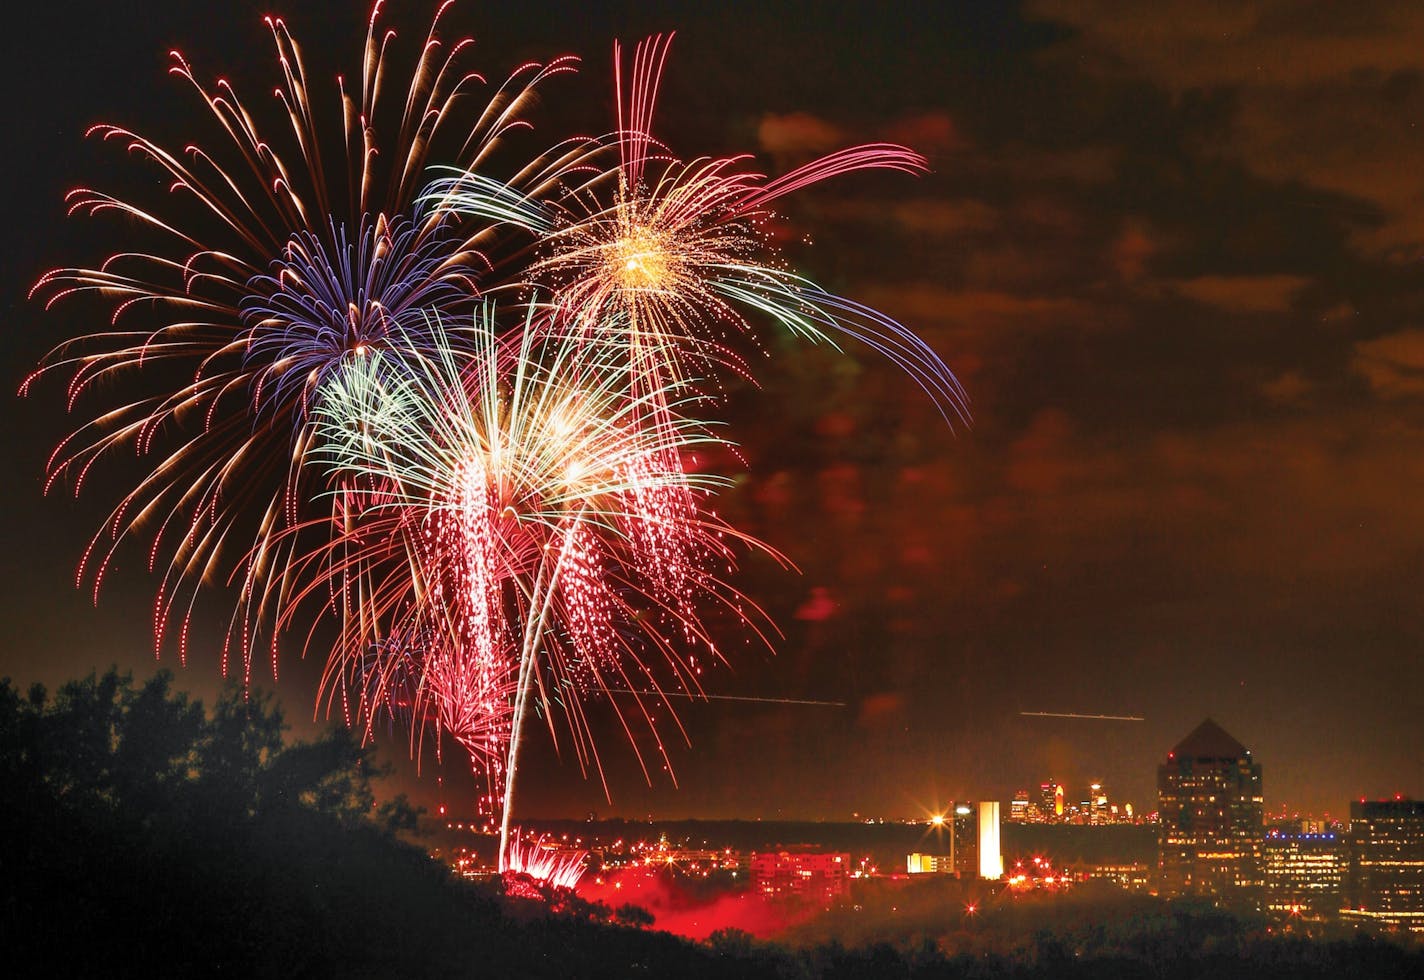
891, 716, 1423, 934
1152, 718, 1424, 932
430, 716, 1421, 935
1006, 780, 1139, 825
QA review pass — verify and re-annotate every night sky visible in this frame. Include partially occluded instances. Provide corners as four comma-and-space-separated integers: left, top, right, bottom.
3, 0, 1422, 823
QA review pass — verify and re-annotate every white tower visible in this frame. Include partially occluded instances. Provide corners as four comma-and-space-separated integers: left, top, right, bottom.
979, 801, 1004, 879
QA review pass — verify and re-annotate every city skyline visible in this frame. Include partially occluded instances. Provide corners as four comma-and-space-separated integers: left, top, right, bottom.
3, 0, 1424, 824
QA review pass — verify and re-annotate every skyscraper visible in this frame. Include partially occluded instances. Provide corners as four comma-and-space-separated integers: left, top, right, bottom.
1010, 789, 1030, 823
1089, 782, 1109, 825
1039, 781, 1062, 822
951, 802, 978, 877
978, 801, 1003, 879
1342, 799, 1424, 932
913, 802, 1003, 880
1157, 718, 1264, 905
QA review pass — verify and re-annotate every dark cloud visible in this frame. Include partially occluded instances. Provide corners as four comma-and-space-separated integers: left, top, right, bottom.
1031, 0, 1424, 251
1163, 273, 1311, 313
1353, 328, 1424, 398
756, 111, 847, 162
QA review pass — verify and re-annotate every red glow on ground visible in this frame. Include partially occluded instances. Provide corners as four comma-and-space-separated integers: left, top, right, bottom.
577, 868, 814, 940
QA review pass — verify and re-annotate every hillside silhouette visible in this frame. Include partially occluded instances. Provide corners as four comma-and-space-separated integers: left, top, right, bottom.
2, 669, 1420, 979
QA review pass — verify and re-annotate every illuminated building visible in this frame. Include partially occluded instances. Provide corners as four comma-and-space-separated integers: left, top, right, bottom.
1010, 789, 1030, 823
912, 802, 1001, 879
1040, 782, 1060, 821
951, 802, 978, 876
1157, 718, 1264, 905
642, 847, 740, 874
750, 851, 849, 902
1079, 862, 1153, 892
1263, 829, 1344, 919
906, 853, 953, 874
1089, 783, 1109, 825
979, 801, 1004, 879
1342, 799, 1424, 932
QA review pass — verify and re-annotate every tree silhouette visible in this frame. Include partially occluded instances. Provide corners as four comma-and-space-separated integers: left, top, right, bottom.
4, 668, 1424, 979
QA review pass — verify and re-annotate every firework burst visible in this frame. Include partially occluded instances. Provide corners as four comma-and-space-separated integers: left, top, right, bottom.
30, 5, 966, 890
431, 34, 968, 423
24, 2, 582, 677
298, 309, 781, 866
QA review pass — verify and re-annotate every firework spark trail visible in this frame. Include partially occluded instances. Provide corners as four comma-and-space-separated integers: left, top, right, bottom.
422, 35, 970, 870
303, 309, 784, 867
24, 2, 585, 677
30, 6, 967, 890
430, 33, 969, 424
607, 690, 846, 707
503, 830, 588, 891
1019, 711, 1146, 722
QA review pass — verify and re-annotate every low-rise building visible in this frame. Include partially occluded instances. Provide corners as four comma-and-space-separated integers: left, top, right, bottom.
1263, 828, 1344, 919
1342, 799, 1424, 932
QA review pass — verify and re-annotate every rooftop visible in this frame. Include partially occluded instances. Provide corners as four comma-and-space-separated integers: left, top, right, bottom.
1170, 718, 1249, 761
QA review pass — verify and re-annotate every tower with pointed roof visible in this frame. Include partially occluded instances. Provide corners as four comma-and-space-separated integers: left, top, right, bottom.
1157, 718, 1264, 905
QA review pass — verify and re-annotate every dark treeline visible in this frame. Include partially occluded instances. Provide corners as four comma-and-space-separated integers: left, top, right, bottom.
0, 669, 758, 978
2, 669, 1422, 979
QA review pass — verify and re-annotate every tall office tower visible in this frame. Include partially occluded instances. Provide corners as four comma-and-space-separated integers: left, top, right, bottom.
1263, 828, 1344, 918
978, 801, 1004, 879
951, 803, 978, 877
1343, 799, 1424, 932
1010, 789, 1031, 824
1157, 718, 1264, 905
1039, 782, 1058, 822
1090, 783, 1109, 825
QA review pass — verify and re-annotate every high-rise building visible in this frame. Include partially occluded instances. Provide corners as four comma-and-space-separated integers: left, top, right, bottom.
951, 802, 978, 877
914, 802, 1002, 879
1342, 799, 1424, 932
979, 801, 1004, 879
1089, 782, 1109, 825
1263, 828, 1344, 919
1040, 781, 1061, 821
1157, 718, 1264, 905
1010, 789, 1031, 823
